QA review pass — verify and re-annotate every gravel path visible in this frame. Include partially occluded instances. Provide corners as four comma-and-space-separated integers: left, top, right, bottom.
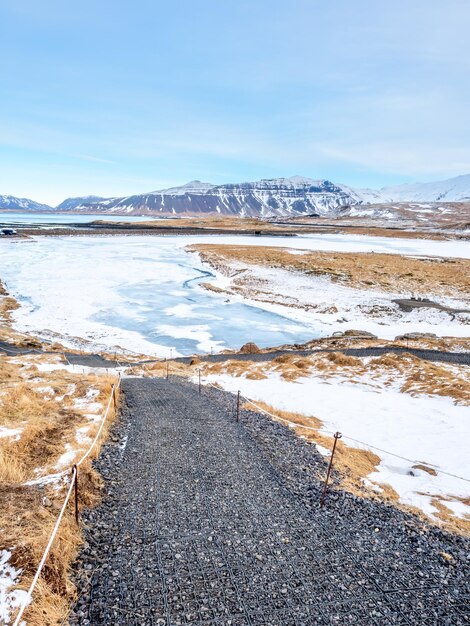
176, 345, 470, 366
70, 377, 469, 625
1, 339, 469, 368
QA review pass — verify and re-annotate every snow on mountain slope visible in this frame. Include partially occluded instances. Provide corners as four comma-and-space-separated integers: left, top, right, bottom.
382, 174, 470, 202
65, 176, 372, 217
55, 196, 107, 211
62, 174, 470, 218
153, 180, 215, 195
0, 195, 52, 212
3, 173, 470, 218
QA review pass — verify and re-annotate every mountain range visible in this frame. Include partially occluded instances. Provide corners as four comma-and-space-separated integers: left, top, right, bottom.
2, 173, 470, 217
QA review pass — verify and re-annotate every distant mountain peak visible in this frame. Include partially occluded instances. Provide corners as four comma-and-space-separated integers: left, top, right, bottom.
0, 194, 52, 212
381, 173, 470, 202
55, 195, 107, 211
153, 180, 215, 195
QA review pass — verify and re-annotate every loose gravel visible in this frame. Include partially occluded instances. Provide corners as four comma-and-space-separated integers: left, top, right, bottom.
69, 377, 469, 625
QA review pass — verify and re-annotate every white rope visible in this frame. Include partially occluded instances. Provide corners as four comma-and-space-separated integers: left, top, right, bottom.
76, 376, 120, 468
11, 374, 121, 625
12, 468, 77, 626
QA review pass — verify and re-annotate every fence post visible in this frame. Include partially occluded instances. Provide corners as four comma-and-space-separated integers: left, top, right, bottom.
320, 432, 342, 507
198, 369, 201, 394
73, 465, 79, 525
112, 384, 116, 411
236, 390, 240, 422
166, 361, 169, 380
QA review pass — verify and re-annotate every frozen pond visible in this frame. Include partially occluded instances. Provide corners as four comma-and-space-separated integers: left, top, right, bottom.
0, 212, 158, 225
1, 233, 468, 357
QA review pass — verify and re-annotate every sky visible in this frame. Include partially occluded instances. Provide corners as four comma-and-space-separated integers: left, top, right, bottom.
0, 0, 469, 206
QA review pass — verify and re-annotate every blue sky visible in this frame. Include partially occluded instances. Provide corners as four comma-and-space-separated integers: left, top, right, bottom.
0, 0, 469, 205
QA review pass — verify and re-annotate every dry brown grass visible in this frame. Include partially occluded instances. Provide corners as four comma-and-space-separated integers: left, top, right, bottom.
400, 364, 470, 404
429, 498, 470, 536
189, 243, 470, 299
326, 352, 362, 367
121, 215, 297, 232
0, 354, 120, 625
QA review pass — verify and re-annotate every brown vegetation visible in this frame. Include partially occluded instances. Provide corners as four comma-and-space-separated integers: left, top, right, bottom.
0, 354, 120, 625
189, 244, 470, 299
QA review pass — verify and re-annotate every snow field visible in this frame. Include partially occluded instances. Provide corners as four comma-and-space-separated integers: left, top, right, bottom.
200, 364, 470, 524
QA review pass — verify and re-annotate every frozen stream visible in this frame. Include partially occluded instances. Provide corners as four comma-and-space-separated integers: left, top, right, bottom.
0, 233, 468, 357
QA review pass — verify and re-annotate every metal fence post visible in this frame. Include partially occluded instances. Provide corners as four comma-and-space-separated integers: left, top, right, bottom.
73, 465, 79, 525
166, 361, 169, 380
198, 369, 201, 394
320, 432, 342, 507
236, 390, 240, 422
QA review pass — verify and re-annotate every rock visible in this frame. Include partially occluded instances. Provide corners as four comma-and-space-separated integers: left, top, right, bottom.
395, 332, 437, 340
344, 329, 378, 338
239, 342, 261, 354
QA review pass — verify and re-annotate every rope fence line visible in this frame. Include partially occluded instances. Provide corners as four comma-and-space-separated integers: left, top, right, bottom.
199, 377, 470, 484
12, 373, 122, 626
240, 395, 470, 483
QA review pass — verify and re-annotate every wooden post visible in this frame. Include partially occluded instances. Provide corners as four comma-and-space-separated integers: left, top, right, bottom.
320, 432, 342, 507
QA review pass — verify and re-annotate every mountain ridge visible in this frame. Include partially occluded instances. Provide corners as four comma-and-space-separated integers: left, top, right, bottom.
1, 173, 469, 216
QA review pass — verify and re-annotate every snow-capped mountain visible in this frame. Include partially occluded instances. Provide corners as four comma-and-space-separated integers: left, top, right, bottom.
0, 195, 52, 212
381, 174, 470, 203
2, 173, 469, 218
55, 195, 107, 211
66, 177, 383, 217
153, 181, 216, 195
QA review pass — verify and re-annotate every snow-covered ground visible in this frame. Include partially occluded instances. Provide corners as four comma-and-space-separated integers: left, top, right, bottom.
203, 261, 470, 340
1, 233, 469, 357
0, 550, 28, 625
202, 366, 470, 523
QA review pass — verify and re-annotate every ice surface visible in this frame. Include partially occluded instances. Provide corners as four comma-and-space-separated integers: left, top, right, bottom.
0, 212, 154, 225
0, 233, 469, 357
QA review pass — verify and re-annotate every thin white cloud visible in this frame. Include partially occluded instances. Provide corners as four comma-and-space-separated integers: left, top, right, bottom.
73, 154, 117, 165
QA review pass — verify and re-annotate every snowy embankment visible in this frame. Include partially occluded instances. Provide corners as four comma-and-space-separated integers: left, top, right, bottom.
201, 365, 470, 524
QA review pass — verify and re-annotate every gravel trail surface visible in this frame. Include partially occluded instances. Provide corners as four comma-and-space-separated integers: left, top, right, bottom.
1, 339, 469, 367
176, 345, 470, 366
70, 377, 469, 625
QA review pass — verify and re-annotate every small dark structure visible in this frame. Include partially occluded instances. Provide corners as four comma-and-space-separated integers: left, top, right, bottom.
0, 228, 17, 236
